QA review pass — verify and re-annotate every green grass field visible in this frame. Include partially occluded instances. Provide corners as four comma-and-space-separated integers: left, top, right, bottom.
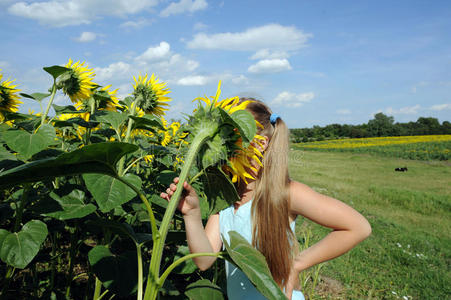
288, 150, 451, 299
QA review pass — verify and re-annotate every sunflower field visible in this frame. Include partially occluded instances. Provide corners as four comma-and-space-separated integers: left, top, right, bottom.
293, 135, 451, 161
0, 62, 282, 300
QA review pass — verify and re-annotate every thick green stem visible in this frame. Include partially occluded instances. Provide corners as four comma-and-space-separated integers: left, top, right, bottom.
85, 98, 96, 145
13, 185, 30, 232
93, 277, 102, 300
115, 176, 158, 241
144, 130, 215, 300
158, 252, 224, 288
137, 244, 143, 300
118, 102, 137, 175
41, 81, 57, 126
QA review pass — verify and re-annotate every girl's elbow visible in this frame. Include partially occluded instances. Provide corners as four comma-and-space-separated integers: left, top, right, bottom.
358, 219, 372, 240
194, 258, 215, 271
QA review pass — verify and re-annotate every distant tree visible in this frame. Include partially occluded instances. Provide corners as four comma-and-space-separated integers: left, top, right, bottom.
442, 121, 451, 134
367, 113, 395, 137
416, 117, 441, 135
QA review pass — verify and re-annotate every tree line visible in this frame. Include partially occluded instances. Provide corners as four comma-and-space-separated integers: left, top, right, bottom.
290, 113, 451, 143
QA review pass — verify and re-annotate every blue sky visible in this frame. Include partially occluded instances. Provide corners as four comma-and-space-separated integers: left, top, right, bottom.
1, 0, 450, 128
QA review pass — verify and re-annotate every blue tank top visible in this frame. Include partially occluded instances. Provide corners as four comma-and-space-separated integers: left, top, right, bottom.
219, 200, 305, 300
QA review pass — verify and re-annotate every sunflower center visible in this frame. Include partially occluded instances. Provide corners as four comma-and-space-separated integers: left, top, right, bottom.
0, 86, 13, 109
58, 70, 81, 96
134, 83, 158, 113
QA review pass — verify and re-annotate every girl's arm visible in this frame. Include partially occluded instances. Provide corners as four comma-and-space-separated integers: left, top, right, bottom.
161, 178, 222, 271
285, 180, 371, 297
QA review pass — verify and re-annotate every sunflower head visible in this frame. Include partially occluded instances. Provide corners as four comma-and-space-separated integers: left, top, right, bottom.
132, 73, 171, 116
189, 81, 263, 184
0, 69, 22, 122
58, 59, 96, 103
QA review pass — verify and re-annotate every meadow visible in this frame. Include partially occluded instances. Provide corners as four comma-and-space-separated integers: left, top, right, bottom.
289, 149, 450, 299
292, 135, 451, 161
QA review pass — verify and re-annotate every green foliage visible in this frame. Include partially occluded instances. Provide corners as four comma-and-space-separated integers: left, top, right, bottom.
223, 231, 286, 300
83, 173, 142, 213
185, 279, 225, 300
0, 141, 138, 188
3, 123, 57, 160
0, 220, 48, 269
88, 245, 138, 296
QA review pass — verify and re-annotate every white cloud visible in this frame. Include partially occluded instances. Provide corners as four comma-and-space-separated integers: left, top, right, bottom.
8, 0, 158, 27
176, 75, 209, 86
430, 103, 451, 111
136, 42, 171, 62
250, 49, 289, 60
385, 104, 421, 115
187, 23, 312, 51
94, 61, 131, 82
337, 109, 351, 115
75, 31, 97, 42
160, 0, 208, 17
248, 59, 292, 74
120, 18, 154, 29
193, 22, 208, 31
272, 91, 315, 108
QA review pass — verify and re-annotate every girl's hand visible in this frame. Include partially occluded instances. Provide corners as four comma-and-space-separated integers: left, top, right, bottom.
160, 177, 200, 217
284, 265, 301, 300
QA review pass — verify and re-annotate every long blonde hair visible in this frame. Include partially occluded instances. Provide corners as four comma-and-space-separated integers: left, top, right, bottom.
243, 98, 295, 287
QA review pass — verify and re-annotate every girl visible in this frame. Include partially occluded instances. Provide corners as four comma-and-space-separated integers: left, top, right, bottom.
161, 99, 371, 300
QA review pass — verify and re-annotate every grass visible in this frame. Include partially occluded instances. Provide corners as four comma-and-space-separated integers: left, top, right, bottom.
289, 150, 451, 299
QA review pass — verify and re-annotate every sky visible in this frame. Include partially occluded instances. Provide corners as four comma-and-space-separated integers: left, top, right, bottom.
1, 0, 450, 128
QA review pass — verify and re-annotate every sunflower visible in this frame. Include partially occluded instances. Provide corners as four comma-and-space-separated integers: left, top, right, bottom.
59, 59, 96, 104
0, 70, 22, 122
98, 84, 121, 111
193, 81, 264, 184
132, 73, 171, 116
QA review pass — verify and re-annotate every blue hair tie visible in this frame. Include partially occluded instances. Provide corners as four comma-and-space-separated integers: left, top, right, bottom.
270, 113, 280, 125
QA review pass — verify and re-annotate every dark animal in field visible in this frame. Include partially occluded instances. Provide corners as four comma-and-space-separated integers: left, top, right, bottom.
395, 167, 408, 172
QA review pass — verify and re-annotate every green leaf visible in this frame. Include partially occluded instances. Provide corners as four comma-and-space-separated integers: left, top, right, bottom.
185, 279, 225, 300
43, 65, 71, 80
0, 142, 138, 189
43, 189, 96, 220
222, 231, 286, 300
0, 229, 9, 247
130, 115, 164, 131
52, 104, 87, 115
2, 124, 57, 160
95, 111, 128, 132
0, 220, 48, 269
0, 145, 17, 161
173, 246, 197, 274
219, 108, 256, 147
20, 92, 51, 102
88, 246, 138, 297
83, 173, 142, 213
201, 167, 239, 215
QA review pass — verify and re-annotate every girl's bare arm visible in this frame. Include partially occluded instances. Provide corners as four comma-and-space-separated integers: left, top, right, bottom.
161, 178, 222, 271
285, 180, 371, 298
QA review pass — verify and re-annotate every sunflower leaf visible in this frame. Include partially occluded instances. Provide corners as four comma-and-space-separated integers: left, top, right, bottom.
0, 220, 48, 269
3, 124, 57, 160
218, 108, 256, 148
0, 142, 138, 188
222, 231, 286, 300
88, 246, 138, 296
83, 173, 142, 213
20, 92, 51, 102
52, 104, 88, 115
43, 66, 71, 80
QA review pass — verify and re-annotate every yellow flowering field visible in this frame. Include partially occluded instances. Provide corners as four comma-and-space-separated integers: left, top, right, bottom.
292, 135, 451, 160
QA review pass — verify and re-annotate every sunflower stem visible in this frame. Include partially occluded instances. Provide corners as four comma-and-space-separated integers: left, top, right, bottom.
118, 102, 137, 175
40, 80, 57, 126
144, 128, 216, 300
